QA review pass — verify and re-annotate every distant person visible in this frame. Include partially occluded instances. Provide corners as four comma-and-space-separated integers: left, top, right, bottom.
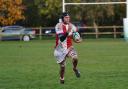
54, 12, 82, 84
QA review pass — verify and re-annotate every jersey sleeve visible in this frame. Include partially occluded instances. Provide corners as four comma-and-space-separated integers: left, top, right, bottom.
55, 23, 68, 42
55, 23, 63, 34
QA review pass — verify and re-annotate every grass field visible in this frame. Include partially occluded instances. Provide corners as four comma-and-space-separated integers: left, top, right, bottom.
0, 39, 128, 89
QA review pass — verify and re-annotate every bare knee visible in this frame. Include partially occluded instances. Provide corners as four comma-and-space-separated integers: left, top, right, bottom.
73, 57, 78, 62
59, 61, 65, 68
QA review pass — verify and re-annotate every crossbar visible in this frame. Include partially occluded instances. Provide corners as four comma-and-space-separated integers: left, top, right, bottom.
65, 2, 126, 5
62, 0, 128, 18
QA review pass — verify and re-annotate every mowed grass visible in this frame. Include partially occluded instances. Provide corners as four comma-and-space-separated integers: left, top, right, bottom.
0, 39, 128, 89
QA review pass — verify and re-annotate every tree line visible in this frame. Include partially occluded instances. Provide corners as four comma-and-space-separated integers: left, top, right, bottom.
0, 0, 126, 27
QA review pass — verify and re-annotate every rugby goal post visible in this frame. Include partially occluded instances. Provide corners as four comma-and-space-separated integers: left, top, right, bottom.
62, 0, 128, 41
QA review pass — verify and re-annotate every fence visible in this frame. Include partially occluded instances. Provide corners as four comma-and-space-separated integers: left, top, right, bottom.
79, 26, 123, 38
33, 26, 123, 39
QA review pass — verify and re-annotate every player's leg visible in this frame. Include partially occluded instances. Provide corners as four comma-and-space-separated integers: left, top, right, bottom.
68, 47, 80, 78
72, 57, 80, 78
54, 48, 67, 84
59, 60, 66, 84
72, 57, 78, 71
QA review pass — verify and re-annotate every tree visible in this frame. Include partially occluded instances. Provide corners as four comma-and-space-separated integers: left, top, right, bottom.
22, 0, 62, 26
22, 0, 42, 27
37, 0, 62, 26
66, 0, 125, 26
0, 0, 25, 26
21, 0, 125, 27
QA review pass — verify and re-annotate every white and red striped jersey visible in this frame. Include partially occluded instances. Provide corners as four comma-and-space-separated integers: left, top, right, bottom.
55, 22, 78, 50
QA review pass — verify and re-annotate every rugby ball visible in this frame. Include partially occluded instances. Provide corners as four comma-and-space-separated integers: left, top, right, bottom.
72, 32, 81, 41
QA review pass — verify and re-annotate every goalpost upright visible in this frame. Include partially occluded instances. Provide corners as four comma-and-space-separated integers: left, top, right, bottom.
124, 0, 128, 41
62, 0, 128, 41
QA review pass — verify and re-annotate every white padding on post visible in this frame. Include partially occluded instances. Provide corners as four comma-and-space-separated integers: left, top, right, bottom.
123, 18, 128, 41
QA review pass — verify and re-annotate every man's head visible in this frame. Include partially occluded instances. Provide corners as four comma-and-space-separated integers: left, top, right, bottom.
61, 12, 70, 24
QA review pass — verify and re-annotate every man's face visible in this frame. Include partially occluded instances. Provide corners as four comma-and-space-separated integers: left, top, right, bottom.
63, 16, 70, 24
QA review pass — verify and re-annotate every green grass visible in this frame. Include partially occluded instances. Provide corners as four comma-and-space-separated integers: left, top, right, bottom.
0, 39, 128, 89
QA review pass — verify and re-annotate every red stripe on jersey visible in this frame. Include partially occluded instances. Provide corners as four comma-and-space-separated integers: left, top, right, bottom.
62, 24, 72, 48
67, 36, 72, 48
55, 34, 59, 47
55, 23, 72, 49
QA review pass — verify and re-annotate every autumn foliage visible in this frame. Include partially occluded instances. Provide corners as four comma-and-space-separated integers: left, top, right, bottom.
0, 0, 25, 26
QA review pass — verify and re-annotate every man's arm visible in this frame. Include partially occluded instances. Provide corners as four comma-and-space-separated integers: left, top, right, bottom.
55, 23, 70, 42
58, 33, 68, 42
